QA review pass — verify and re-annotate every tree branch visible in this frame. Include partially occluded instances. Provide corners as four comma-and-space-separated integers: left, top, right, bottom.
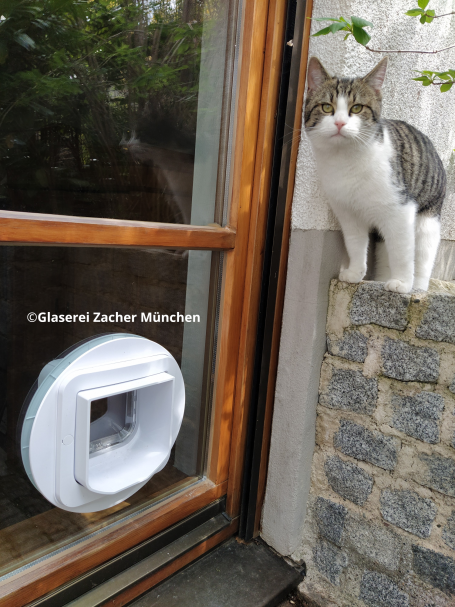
433, 11, 455, 19
364, 42, 455, 54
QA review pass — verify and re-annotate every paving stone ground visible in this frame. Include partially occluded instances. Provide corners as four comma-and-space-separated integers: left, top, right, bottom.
130, 538, 301, 607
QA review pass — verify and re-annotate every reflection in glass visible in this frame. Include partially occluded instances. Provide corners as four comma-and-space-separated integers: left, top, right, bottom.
89, 392, 137, 456
0, 245, 218, 577
0, 0, 234, 223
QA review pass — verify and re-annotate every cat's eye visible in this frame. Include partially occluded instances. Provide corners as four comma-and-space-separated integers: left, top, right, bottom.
350, 104, 363, 114
321, 103, 333, 114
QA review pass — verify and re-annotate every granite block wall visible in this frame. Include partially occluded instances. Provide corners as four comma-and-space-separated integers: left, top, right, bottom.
296, 279, 455, 607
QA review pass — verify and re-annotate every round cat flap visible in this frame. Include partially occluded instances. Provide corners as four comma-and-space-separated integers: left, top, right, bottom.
20, 334, 185, 512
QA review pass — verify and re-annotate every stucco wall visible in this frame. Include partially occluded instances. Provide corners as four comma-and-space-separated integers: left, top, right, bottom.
262, 0, 455, 560
293, 0, 455, 240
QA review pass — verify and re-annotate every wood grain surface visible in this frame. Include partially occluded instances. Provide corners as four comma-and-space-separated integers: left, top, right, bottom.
0, 211, 235, 250
0, 480, 227, 607
254, 0, 314, 536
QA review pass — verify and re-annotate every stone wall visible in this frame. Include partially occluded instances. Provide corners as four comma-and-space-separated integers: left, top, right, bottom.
296, 280, 455, 607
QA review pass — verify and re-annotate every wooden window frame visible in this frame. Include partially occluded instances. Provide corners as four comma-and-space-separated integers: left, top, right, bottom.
0, 0, 302, 603
0, 211, 236, 250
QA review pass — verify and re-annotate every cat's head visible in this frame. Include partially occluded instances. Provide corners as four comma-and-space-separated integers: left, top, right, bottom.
304, 57, 388, 148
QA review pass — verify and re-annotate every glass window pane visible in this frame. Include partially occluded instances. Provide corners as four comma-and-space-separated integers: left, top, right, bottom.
0, 0, 237, 224
0, 245, 220, 577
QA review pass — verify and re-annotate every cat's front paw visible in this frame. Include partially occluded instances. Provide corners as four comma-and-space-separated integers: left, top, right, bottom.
339, 268, 365, 284
385, 279, 412, 294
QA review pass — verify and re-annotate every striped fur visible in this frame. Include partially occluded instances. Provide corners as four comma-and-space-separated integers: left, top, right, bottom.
304, 57, 446, 293
383, 120, 446, 216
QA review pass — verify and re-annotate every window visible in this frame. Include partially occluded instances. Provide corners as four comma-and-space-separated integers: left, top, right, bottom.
0, 0, 293, 602
0, 0, 236, 225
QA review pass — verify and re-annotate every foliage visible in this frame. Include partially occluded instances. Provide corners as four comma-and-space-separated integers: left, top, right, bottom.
413, 69, 455, 91
312, 15, 373, 47
311, 1, 455, 93
0, 0, 205, 177
405, 0, 435, 23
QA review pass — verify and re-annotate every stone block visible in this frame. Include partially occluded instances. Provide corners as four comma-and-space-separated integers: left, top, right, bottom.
380, 489, 437, 539
442, 511, 455, 550
450, 377, 455, 395
320, 369, 377, 415
350, 282, 410, 330
324, 455, 374, 506
418, 454, 455, 497
297, 585, 338, 607
312, 539, 348, 586
381, 338, 439, 383
416, 294, 455, 344
412, 545, 455, 595
314, 497, 347, 547
360, 571, 409, 607
328, 330, 368, 363
343, 515, 401, 571
394, 391, 444, 420
334, 419, 400, 471
391, 392, 444, 444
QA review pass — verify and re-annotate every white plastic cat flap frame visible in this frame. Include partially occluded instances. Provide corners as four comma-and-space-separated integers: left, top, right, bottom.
20, 334, 185, 513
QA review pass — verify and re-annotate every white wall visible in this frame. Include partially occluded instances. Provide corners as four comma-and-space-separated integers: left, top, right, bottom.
261, 0, 455, 557
293, 0, 455, 239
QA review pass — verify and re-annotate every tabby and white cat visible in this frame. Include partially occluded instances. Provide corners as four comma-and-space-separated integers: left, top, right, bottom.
305, 56, 446, 293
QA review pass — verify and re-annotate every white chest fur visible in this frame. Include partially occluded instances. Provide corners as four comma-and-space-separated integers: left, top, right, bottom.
310, 127, 404, 229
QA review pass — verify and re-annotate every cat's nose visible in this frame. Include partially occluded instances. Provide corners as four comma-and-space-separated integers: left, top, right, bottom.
335, 120, 346, 132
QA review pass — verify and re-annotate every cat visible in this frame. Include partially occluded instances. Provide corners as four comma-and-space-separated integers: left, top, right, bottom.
305, 56, 446, 293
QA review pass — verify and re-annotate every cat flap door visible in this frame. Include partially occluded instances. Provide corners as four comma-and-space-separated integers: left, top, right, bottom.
20, 334, 185, 513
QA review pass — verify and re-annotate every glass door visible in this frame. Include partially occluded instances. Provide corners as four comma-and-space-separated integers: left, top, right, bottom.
0, 0, 288, 602
0, 245, 219, 576
0, 0, 234, 225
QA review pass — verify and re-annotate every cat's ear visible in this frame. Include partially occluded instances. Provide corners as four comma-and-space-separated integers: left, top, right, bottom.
363, 57, 388, 93
307, 57, 331, 93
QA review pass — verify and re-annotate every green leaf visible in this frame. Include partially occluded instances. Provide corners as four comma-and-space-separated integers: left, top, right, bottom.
448, 69, 455, 78
312, 25, 333, 36
351, 16, 374, 28
436, 72, 452, 80
420, 14, 426, 23
344, 33, 351, 40
440, 81, 453, 92
352, 25, 371, 46
426, 9, 435, 15
339, 16, 349, 23
330, 22, 347, 33
422, 79, 432, 85
412, 76, 430, 81
418, 0, 430, 8
406, 8, 424, 15
422, 70, 435, 75
312, 17, 341, 22
425, 14, 434, 22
